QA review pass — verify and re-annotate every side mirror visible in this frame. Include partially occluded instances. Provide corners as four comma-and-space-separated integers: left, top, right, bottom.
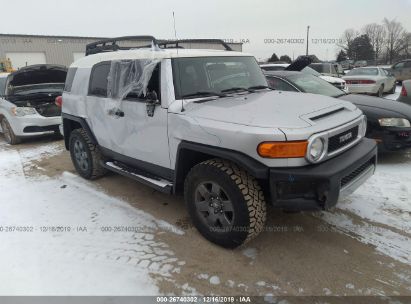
146, 91, 160, 117
146, 91, 158, 102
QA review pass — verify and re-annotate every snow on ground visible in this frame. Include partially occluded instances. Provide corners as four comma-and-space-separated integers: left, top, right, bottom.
0, 144, 184, 295
314, 84, 411, 265
318, 151, 411, 265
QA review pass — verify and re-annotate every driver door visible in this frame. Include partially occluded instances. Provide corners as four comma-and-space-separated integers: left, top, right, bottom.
86, 60, 170, 170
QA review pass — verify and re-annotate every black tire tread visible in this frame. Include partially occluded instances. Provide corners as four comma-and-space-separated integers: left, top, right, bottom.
185, 158, 266, 245
70, 128, 107, 179
1, 118, 21, 145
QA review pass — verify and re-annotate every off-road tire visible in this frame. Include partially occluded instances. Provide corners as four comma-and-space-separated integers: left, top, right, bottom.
1, 118, 21, 145
69, 128, 107, 180
184, 158, 266, 248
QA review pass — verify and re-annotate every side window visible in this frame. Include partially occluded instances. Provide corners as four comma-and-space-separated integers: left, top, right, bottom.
64, 67, 77, 92
405, 61, 411, 68
124, 62, 161, 102
88, 62, 111, 97
266, 77, 297, 92
394, 62, 405, 69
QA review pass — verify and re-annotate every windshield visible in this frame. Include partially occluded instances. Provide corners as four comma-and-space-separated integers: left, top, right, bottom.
309, 64, 328, 73
8, 83, 65, 96
346, 68, 378, 76
287, 74, 345, 97
302, 66, 321, 76
172, 56, 268, 99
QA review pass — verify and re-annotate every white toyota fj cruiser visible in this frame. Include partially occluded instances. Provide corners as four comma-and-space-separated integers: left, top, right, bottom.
62, 36, 377, 248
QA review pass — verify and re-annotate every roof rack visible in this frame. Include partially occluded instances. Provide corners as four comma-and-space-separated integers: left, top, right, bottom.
157, 39, 233, 51
85, 36, 234, 55
85, 36, 158, 56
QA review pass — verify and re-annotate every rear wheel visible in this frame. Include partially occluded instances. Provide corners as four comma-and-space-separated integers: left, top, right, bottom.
1, 118, 21, 145
389, 83, 396, 94
69, 128, 107, 180
184, 158, 266, 248
376, 85, 384, 97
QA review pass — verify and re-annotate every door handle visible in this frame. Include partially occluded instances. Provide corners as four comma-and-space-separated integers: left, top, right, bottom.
108, 108, 125, 118
114, 110, 125, 117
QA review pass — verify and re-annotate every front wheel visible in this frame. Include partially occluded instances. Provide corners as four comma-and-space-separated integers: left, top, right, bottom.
184, 159, 267, 248
1, 118, 21, 145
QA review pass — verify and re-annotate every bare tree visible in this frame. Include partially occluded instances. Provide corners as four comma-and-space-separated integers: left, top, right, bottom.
338, 29, 359, 54
383, 18, 406, 64
362, 23, 386, 64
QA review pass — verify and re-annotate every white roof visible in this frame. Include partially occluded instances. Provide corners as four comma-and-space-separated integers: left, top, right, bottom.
72, 48, 249, 68
0, 73, 9, 78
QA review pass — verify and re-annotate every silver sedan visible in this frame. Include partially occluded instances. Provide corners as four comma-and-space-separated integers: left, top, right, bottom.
342, 67, 396, 97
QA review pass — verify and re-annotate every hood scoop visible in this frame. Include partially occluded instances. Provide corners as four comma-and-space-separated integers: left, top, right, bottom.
310, 107, 345, 121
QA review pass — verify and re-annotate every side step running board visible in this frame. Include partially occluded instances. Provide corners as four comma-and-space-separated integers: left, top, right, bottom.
101, 161, 173, 194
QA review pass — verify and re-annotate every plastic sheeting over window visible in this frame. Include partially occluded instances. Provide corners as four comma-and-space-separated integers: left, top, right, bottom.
107, 59, 161, 101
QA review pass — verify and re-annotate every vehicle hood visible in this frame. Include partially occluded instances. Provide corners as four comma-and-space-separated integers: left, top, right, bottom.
320, 75, 345, 84
339, 94, 411, 118
183, 90, 358, 129
7, 64, 67, 87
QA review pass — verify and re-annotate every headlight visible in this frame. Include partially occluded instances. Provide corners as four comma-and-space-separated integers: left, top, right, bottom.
11, 107, 37, 117
307, 136, 326, 163
359, 115, 367, 137
378, 118, 411, 127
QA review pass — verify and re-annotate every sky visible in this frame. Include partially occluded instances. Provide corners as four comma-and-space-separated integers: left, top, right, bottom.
1, 0, 411, 61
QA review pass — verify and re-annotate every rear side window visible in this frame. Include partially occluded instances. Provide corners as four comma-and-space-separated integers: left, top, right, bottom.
64, 67, 77, 92
405, 61, 411, 68
89, 62, 111, 97
266, 77, 297, 92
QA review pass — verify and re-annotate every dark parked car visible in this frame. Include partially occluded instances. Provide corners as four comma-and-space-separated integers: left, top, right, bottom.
265, 70, 411, 151
391, 59, 411, 82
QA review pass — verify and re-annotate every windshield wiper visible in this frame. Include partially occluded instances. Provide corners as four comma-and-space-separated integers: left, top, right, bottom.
247, 85, 272, 91
182, 91, 226, 99
221, 87, 251, 93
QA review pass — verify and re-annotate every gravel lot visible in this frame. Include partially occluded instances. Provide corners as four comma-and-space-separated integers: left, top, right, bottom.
0, 88, 410, 297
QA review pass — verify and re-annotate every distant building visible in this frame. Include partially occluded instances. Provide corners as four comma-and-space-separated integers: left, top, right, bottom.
0, 34, 243, 69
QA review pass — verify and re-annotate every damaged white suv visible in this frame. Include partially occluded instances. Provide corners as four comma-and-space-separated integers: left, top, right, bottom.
62, 36, 377, 248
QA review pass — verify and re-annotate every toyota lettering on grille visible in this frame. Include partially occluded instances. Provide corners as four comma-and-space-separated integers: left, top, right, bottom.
340, 132, 353, 143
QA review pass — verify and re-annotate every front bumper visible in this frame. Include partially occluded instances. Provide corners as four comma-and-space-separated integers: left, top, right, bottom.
347, 84, 379, 94
10, 115, 61, 137
370, 127, 411, 151
268, 138, 377, 211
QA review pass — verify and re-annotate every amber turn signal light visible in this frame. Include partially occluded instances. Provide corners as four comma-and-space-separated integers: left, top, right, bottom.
257, 141, 308, 158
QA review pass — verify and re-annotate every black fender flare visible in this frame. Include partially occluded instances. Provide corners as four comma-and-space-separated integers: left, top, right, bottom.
174, 141, 269, 194
62, 113, 98, 149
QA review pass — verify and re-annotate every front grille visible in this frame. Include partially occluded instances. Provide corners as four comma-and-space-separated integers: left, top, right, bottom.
35, 104, 61, 117
328, 126, 359, 153
341, 160, 374, 188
